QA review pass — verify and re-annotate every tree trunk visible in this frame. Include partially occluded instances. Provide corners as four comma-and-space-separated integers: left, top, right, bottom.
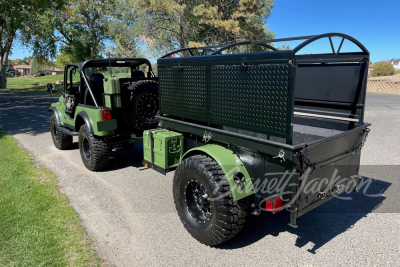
0, 34, 14, 89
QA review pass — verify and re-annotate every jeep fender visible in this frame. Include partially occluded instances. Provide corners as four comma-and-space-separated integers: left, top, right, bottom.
75, 110, 94, 134
48, 106, 61, 125
182, 144, 254, 201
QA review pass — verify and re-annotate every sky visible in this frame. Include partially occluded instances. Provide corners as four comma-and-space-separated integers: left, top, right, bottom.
9, 0, 400, 63
267, 0, 400, 63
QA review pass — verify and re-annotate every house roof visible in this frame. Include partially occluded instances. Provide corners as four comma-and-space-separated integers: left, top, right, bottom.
391, 58, 400, 62
67, 58, 152, 70
14, 65, 31, 69
49, 67, 63, 71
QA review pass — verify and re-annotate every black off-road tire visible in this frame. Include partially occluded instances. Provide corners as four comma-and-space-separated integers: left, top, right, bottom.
50, 114, 72, 150
122, 80, 158, 131
78, 124, 110, 171
173, 155, 247, 246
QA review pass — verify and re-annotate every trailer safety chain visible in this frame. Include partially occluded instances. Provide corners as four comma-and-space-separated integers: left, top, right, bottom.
352, 128, 370, 154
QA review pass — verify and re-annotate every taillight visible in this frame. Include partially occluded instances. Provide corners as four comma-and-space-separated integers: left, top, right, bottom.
265, 196, 283, 214
101, 109, 112, 120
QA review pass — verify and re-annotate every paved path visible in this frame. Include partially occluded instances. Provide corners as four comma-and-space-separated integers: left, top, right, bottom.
0, 92, 399, 266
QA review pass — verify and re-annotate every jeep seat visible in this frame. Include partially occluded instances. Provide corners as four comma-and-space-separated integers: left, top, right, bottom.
132, 70, 145, 78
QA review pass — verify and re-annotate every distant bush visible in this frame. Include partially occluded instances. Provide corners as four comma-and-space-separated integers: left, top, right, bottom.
371, 61, 395, 77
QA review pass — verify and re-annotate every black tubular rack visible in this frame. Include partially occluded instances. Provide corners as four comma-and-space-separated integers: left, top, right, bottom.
157, 33, 370, 145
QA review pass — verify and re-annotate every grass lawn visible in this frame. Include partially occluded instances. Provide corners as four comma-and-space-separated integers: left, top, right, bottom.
1, 73, 129, 95
6, 74, 79, 86
0, 84, 63, 95
0, 130, 103, 266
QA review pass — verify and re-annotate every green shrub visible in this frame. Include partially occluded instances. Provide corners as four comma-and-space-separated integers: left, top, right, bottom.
371, 61, 395, 77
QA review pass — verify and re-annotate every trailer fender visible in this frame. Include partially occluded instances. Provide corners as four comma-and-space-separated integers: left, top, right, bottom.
182, 144, 254, 201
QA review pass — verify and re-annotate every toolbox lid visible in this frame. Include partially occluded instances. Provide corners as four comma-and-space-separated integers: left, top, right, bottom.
150, 129, 182, 139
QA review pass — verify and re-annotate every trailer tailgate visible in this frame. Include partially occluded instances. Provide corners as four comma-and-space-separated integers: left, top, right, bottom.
289, 124, 370, 226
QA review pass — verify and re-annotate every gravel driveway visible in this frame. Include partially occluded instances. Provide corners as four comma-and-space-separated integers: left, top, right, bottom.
0, 92, 399, 266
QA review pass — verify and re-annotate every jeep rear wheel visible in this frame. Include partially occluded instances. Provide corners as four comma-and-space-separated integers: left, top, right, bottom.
173, 155, 247, 246
50, 114, 72, 150
78, 124, 110, 171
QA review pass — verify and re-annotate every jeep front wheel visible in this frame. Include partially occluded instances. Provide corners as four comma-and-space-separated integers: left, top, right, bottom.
173, 155, 247, 246
78, 124, 110, 171
50, 114, 72, 150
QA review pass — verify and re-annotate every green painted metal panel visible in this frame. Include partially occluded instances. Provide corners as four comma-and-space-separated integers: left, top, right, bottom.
182, 144, 255, 201
104, 77, 122, 108
74, 106, 115, 136
143, 129, 183, 170
97, 119, 117, 131
51, 101, 116, 136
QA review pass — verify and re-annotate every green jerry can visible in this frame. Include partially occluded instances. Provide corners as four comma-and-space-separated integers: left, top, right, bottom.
143, 129, 183, 172
103, 77, 122, 109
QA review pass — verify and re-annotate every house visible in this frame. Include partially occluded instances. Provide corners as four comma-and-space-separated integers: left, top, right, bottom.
14, 65, 31, 76
49, 67, 64, 75
390, 58, 400, 69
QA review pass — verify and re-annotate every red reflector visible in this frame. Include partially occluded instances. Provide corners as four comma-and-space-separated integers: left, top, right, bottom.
266, 196, 284, 214
101, 109, 112, 121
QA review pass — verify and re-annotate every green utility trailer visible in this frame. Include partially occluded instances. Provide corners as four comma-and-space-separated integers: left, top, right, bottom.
143, 33, 371, 246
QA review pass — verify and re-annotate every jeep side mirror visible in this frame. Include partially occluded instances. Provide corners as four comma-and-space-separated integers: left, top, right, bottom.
46, 83, 56, 93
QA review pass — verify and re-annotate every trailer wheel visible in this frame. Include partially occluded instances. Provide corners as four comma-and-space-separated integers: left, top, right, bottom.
50, 114, 72, 150
78, 124, 110, 171
122, 80, 158, 131
173, 155, 247, 246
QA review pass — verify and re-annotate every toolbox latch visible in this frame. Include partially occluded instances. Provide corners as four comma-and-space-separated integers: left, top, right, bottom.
240, 62, 248, 73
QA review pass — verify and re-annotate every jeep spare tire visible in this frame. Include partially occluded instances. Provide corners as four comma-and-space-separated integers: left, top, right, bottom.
122, 80, 159, 131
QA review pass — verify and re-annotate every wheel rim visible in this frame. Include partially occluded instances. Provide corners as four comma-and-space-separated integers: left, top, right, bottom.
82, 138, 90, 159
136, 92, 158, 120
52, 124, 58, 141
185, 181, 212, 222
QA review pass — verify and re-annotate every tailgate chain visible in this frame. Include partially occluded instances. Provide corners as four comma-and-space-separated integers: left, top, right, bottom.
352, 128, 370, 154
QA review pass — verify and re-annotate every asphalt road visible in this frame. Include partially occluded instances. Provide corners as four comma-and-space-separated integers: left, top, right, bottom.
0, 92, 399, 266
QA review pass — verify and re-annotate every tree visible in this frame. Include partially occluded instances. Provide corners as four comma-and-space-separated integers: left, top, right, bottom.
132, 0, 275, 57
0, 0, 64, 88
193, 0, 275, 45
106, 2, 143, 58
6, 61, 14, 77
11, 58, 24, 65
26, 0, 116, 69
131, 0, 204, 57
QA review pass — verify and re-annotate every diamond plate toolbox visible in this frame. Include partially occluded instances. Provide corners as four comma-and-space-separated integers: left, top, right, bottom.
158, 66, 208, 121
210, 64, 290, 135
158, 63, 290, 136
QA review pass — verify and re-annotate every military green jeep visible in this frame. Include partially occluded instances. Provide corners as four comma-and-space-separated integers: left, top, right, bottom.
49, 58, 158, 171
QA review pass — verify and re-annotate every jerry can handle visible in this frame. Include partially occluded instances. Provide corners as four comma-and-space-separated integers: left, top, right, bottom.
169, 145, 181, 153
